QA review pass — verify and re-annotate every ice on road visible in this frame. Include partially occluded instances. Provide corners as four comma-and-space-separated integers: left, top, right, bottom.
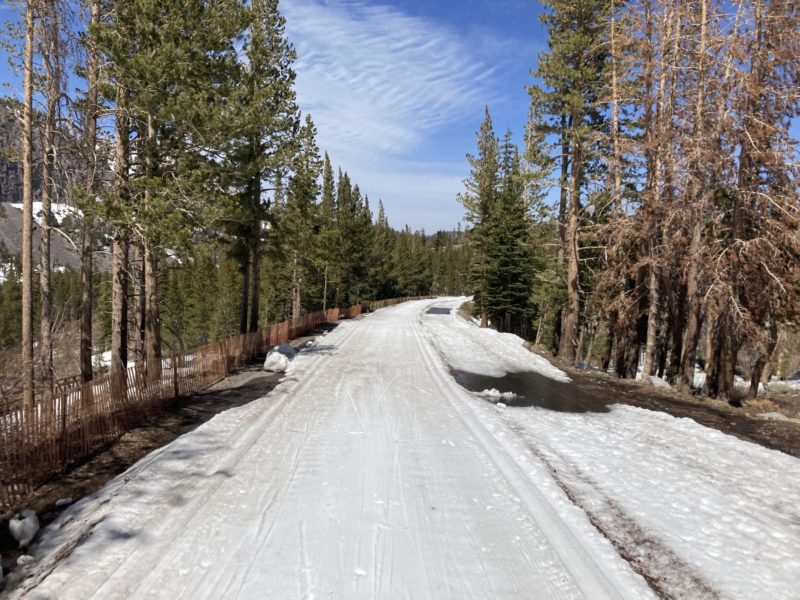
14, 299, 799, 599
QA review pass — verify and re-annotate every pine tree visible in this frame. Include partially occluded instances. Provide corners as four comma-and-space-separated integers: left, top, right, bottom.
227, 0, 299, 332
369, 200, 396, 299
37, 0, 65, 397
485, 131, 533, 334
282, 114, 322, 318
318, 153, 338, 310
94, 0, 246, 376
20, 0, 35, 408
458, 106, 500, 328
529, 0, 610, 362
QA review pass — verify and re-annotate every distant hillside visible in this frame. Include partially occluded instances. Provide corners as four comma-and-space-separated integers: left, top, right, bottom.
0, 98, 113, 270
0, 203, 89, 270
0, 97, 88, 205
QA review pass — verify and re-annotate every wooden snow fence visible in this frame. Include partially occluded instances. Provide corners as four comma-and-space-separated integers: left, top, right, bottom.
0, 296, 431, 509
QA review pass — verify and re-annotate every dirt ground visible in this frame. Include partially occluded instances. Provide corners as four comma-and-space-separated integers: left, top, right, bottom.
2, 320, 798, 583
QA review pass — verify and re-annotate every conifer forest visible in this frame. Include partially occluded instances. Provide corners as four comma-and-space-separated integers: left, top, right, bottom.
0, 0, 798, 410
1, 2, 800, 598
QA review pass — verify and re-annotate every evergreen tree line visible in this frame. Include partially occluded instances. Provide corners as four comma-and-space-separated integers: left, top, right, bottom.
463, 0, 799, 402
2, 0, 470, 405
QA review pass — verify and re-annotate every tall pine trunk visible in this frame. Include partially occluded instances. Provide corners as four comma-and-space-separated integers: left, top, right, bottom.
40, 6, 60, 398
143, 243, 161, 379
111, 237, 129, 371
291, 250, 301, 323
641, 262, 660, 378
133, 243, 146, 363
143, 114, 161, 379
80, 0, 99, 384
239, 253, 250, 334
678, 0, 708, 394
21, 0, 35, 409
678, 223, 703, 393
111, 87, 130, 377
552, 116, 570, 353
559, 141, 581, 363
249, 246, 261, 332
641, 0, 671, 380
600, 313, 616, 373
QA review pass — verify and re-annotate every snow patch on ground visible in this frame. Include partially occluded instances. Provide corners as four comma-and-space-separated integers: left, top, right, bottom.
477, 388, 518, 402
10, 202, 78, 226
461, 399, 800, 600
646, 375, 672, 390
422, 297, 570, 383
421, 299, 800, 600
758, 412, 790, 422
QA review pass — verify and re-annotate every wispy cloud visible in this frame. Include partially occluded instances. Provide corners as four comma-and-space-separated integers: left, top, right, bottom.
283, 0, 494, 162
281, 0, 533, 230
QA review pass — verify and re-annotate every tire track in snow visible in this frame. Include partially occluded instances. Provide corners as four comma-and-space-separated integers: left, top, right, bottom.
409, 302, 636, 600
504, 420, 720, 600
19, 300, 654, 599
16, 320, 365, 599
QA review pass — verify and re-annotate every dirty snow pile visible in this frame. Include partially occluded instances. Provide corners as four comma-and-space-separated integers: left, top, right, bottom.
263, 343, 298, 373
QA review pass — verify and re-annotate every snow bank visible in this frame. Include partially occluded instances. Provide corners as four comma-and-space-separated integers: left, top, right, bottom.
646, 375, 671, 390
422, 298, 570, 383
472, 401, 800, 599
422, 298, 799, 598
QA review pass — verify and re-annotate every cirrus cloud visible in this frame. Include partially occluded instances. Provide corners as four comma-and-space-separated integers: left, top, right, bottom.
282, 0, 508, 230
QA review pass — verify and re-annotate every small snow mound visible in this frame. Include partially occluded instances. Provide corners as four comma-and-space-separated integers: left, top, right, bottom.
758, 412, 790, 422
647, 375, 672, 390
354, 567, 367, 577
263, 344, 298, 373
263, 353, 289, 373
477, 388, 517, 402
9, 509, 39, 548
17, 554, 34, 566
496, 402, 507, 409
55, 497, 73, 508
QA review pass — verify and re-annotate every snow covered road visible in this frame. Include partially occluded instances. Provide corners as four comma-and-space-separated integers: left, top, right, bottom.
14, 298, 800, 599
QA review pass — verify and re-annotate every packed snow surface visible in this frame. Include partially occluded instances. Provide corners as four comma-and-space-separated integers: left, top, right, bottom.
14, 298, 800, 599
423, 297, 571, 383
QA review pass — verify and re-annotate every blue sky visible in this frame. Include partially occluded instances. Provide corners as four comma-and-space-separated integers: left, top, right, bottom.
0, 0, 545, 231
282, 0, 545, 231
